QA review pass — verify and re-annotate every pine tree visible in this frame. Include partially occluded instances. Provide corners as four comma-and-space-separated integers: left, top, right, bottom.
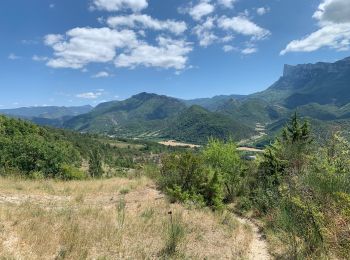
282, 112, 312, 145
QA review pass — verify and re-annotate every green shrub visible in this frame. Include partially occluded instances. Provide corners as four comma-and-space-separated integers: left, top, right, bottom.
203, 138, 246, 202
59, 164, 87, 180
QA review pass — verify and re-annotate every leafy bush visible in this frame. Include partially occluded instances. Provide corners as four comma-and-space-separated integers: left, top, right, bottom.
59, 164, 87, 180
160, 139, 247, 210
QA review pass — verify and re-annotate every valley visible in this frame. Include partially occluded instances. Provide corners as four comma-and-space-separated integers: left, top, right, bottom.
4, 56, 350, 146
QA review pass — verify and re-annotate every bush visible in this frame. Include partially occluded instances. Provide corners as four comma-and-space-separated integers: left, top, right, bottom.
159, 139, 245, 210
59, 164, 87, 180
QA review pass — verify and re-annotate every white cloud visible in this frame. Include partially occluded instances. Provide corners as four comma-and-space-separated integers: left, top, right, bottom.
223, 45, 234, 52
44, 27, 138, 69
218, 0, 236, 9
217, 15, 270, 40
115, 37, 192, 70
32, 55, 49, 62
91, 0, 148, 12
241, 47, 257, 54
92, 71, 110, 78
76, 91, 103, 99
281, 0, 350, 54
44, 34, 63, 45
8, 53, 21, 60
107, 14, 187, 35
189, 1, 215, 21
313, 0, 350, 24
281, 24, 350, 55
256, 7, 269, 16
193, 17, 218, 46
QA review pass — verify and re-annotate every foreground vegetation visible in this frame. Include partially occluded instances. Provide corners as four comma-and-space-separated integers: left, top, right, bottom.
1, 113, 349, 259
0, 115, 181, 180
159, 113, 350, 259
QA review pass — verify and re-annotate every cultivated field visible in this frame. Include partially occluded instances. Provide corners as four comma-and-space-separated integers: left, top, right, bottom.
0, 176, 268, 259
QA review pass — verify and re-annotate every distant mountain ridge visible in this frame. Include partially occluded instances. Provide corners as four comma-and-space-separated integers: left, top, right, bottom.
183, 94, 247, 111
0, 105, 93, 127
5, 56, 350, 144
254, 56, 350, 107
0, 105, 93, 118
63, 92, 253, 143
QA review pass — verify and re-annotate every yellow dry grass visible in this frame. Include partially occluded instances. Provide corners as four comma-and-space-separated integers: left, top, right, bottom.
0, 176, 253, 259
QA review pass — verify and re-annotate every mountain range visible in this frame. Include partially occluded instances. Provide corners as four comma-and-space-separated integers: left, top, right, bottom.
3, 56, 350, 144
0, 105, 93, 128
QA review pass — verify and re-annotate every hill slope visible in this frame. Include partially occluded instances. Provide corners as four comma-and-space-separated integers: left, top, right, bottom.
164, 105, 255, 144
183, 94, 247, 111
65, 93, 255, 143
64, 92, 187, 137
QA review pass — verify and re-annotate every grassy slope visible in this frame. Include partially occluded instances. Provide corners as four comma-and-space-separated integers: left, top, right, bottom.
0, 176, 254, 259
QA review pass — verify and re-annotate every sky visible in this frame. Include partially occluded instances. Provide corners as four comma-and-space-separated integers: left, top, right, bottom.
1, 0, 350, 108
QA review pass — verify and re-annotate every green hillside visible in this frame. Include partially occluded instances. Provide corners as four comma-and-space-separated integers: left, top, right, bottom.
0, 115, 174, 179
64, 93, 255, 144
164, 105, 255, 144
64, 92, 187, 136
183, 94, 247, 111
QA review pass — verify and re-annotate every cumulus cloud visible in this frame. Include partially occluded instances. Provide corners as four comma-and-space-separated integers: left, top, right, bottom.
281, 24, 350, 55
91, 0, 148, 12
189, 0, 215, 21
217, 15, 270, 40
92, 71, 110, 78
44, 27, 138, 69
281, 0, 350, 54
115, 37, 193, 70
313, 0, 350, 24
193, 17, 218, 46
241, 47, 257, 54
44, 26, 193, 70
223, 45, 235, 52
107, 14, 187, 35
76, 91, 103, 99
256, 7, 269, 16
218, 0, 236, 9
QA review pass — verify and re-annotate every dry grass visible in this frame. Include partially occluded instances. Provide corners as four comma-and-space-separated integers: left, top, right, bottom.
0, 176, 253, 259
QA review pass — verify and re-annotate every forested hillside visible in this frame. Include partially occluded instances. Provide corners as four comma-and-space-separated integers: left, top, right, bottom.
0, 115, 173, 179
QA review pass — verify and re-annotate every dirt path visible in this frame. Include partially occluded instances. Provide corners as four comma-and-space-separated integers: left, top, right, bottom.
234, 215, 271, 260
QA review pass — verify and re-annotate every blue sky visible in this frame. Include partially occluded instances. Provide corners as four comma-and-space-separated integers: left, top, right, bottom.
1, 0, 350, 108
